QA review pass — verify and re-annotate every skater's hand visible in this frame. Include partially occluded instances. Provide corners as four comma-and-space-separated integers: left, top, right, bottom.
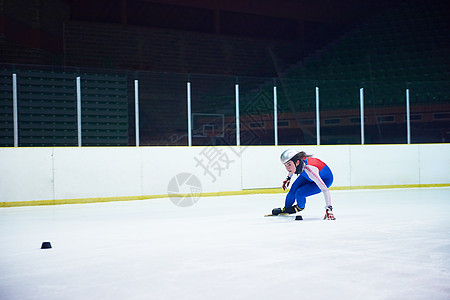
324, 206, 336, 220
282, 176, 290, 190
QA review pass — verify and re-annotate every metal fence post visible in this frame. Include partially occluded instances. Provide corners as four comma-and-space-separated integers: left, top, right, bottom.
135, 79, 140, 147
360, 87, 365, 145
235, 79, 240, 146
273, 80, 278, 146
406, 88, 411, 144
76, 76, 82, 147
316, 86, 320, 145
12, 74, 18, 147
187, 81, 192, 146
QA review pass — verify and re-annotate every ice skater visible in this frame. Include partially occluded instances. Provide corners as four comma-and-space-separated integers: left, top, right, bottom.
272, 149, 336, 220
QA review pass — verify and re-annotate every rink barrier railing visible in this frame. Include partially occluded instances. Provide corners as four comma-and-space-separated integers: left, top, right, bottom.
2, 183, 449, 208
7, 76, 412, 146
4, 67, 449, 147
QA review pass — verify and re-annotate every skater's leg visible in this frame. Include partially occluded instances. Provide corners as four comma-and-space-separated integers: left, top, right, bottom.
285, 175, 308, 208
295, 182, 321, 208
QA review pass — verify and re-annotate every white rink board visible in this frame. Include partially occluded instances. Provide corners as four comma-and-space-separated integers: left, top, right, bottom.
0, 144, 449, 202
0, 148, 54, 201
52, 147, 142, 200
348, 145, 421, 186
418, 144, 450, 184
140, 146, 242, 196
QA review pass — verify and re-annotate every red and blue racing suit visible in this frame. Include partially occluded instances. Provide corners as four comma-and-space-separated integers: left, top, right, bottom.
285, 157, 334, 209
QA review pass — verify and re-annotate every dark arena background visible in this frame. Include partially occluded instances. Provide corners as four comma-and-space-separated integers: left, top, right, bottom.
1, 0, 449, 146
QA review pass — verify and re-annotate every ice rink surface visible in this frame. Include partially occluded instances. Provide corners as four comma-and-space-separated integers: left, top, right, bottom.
1, 187, 449, 300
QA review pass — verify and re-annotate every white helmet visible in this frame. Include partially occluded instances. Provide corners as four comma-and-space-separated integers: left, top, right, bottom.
280, 149, 298, 164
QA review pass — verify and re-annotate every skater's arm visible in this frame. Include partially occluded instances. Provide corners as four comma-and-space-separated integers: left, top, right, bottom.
304, 165, 331, 207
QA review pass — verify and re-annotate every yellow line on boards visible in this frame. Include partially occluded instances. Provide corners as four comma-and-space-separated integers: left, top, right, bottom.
1, 184, 449, 208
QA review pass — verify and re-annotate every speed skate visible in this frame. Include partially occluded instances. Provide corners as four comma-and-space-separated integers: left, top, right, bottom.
264, 213, 303, 220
